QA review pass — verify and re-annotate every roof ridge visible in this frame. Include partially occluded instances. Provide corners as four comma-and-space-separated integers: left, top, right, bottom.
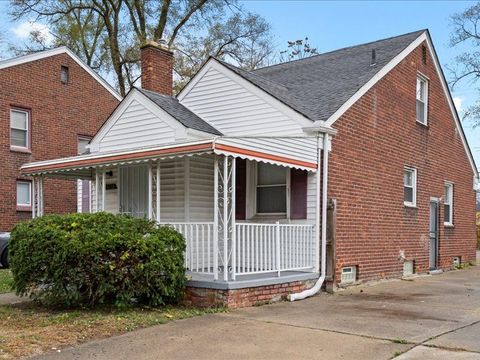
253, 29, 427, 73
215, 58, 290, 92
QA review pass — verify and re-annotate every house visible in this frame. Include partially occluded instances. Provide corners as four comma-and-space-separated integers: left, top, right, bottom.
0, 48, 121, 232
20, 30, 478, 308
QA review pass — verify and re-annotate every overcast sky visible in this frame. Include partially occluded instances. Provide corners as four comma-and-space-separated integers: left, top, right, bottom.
1, 0, 479, 167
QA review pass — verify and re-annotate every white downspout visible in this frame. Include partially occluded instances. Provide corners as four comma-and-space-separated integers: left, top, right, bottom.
289, 132, 330, 301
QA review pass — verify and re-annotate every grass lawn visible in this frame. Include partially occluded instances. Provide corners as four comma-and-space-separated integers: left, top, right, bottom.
0, 303, 224, 359
0, 270, 13, 294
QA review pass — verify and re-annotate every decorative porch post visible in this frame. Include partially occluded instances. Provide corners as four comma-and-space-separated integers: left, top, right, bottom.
231, 157, 236, 281
223, 156, 228, 282
32, 175, 44, 218
94, 168, 106, 212
148, 161, 161, 222
213, 155, 219, 280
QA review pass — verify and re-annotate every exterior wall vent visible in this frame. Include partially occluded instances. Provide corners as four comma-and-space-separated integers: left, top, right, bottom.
403, 260, 414, 277
453, 257, 461, 267
341, 266, 356, 284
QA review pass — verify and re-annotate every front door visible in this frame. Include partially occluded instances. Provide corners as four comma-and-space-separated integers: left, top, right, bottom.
429, 200, 439, 270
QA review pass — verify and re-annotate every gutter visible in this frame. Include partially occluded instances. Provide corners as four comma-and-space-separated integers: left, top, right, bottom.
288, 128, 333, 301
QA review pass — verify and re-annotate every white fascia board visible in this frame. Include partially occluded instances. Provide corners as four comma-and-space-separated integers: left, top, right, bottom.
89, 89, 189, 152
423, 33, 478, 178
324, 30, 478, 178
325, 32, 428, 127
0, 46, 121, 101
178, 58, 313, 128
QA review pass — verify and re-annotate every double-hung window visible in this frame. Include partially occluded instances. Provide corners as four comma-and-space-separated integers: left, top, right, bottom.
16, 181, 32, 208
444, 182, 453, 226
404, 167, 417, 207
10, 109, 30, 150
256, 163, 287, 214
416, 75, 428, 125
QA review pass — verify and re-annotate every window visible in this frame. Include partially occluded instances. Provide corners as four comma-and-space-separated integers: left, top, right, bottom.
256, 163, 287, 214
444, 182, 453, 225
78, 136, 91, 155
416, 75, 428, 125
16, 181, 31, 207
61, 66, 69, 84
10, 109, 29, 149
404, 167, 417, 207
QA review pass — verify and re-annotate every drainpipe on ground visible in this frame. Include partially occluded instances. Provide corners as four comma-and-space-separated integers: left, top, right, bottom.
288, 130, 331, 302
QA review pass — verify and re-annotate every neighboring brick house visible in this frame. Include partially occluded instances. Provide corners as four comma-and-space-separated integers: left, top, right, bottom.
21, 30, 478, 308
0, 48, 121, 232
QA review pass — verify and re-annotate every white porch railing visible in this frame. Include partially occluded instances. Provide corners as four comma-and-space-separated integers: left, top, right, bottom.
234, 223, 315, 276
164, 221, 315, 280
162, 222, 215, 274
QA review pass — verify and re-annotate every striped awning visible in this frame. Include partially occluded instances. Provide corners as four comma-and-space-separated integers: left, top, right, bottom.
21, 137, 319, 178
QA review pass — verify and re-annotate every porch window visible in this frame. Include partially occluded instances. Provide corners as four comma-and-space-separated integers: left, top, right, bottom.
256, 163, 287, 214
16, 181, 31, 207
444, 182, 453, 226
416, 75, 428, 125
10, 109, 29, 150
404, 167, 417, 207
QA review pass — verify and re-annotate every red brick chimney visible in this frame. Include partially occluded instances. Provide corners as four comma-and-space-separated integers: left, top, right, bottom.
140, 39, 173, 96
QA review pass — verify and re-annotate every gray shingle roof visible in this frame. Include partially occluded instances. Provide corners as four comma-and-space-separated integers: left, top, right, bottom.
221, 30, 426, 122
138, 88, 222, 135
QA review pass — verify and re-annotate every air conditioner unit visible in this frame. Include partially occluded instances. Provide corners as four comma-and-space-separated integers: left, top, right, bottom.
341, 266, 356, 284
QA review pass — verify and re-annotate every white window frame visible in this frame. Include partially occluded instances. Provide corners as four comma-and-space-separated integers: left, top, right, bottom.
444, 182, 454, 226
404, 167, 417, 207
10, 108, 30, 150
416, 74, 428, 126
16, 180, 32, 207
254, 162, 290, 216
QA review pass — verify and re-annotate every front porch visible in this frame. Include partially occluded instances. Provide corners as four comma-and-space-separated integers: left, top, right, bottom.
22, 138, 325, 298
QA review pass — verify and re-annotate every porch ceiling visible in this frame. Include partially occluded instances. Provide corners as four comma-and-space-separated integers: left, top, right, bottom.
21, 137, 319, 177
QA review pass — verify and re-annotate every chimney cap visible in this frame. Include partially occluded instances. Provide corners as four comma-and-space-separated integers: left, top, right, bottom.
141, 38, 171, 52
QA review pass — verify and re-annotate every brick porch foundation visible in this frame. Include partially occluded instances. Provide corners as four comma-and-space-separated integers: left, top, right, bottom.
184, 279, 316, 309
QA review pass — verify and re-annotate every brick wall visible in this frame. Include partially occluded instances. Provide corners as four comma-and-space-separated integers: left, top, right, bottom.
329, 41, 477, 283
184, 280, 313, 309
0, 53, 119, 231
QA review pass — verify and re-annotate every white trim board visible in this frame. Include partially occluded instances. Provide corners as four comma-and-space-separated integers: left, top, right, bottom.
0, 46, 121, 101
322, 30, 477, 177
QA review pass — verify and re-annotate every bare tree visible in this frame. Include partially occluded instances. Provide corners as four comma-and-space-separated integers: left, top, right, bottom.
278, 37, 319, 63
449, 2, 480, 124
10, 0, 273, 96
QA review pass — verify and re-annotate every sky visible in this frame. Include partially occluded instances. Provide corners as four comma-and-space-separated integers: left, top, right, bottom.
0, 0, 479, 166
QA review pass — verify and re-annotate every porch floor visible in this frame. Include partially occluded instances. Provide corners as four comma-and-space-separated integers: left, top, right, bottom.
187, 270, 319, 290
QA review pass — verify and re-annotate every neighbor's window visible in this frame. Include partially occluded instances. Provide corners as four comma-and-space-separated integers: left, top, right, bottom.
77, 136, 91, 155
10, 109, 29, 149
416, 75, 428, 125
256, 163, 287, 214
444, 182, 453, 225
16, 181, 31, 207
404, 167, 417, 207
61, 66, 69, 84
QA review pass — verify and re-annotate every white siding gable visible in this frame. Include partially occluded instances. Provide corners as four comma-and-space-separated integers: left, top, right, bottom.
89, 90, 206, 153
179, 60, 311, 136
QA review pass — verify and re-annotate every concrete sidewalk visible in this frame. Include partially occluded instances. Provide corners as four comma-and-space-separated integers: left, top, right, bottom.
34, 266, 480, 360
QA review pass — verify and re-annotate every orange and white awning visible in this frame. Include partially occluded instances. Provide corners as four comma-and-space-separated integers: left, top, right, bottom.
21, 137, 319, 178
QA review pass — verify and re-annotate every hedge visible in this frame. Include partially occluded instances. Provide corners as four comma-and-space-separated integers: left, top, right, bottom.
9, 212, 186, 308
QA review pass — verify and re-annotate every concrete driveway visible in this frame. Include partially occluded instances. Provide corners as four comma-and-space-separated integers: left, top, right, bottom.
35, 266, 480, 360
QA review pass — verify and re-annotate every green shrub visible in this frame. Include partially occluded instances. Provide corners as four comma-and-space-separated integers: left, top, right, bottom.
9, 212, 186, 308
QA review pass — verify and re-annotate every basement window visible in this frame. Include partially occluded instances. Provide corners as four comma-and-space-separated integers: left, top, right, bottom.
403, 167, 417, 207
416, 75, 428, 125
60, 66, 69, 84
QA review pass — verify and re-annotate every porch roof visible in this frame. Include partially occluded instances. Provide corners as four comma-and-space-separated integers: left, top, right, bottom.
21, 137, 319, 178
